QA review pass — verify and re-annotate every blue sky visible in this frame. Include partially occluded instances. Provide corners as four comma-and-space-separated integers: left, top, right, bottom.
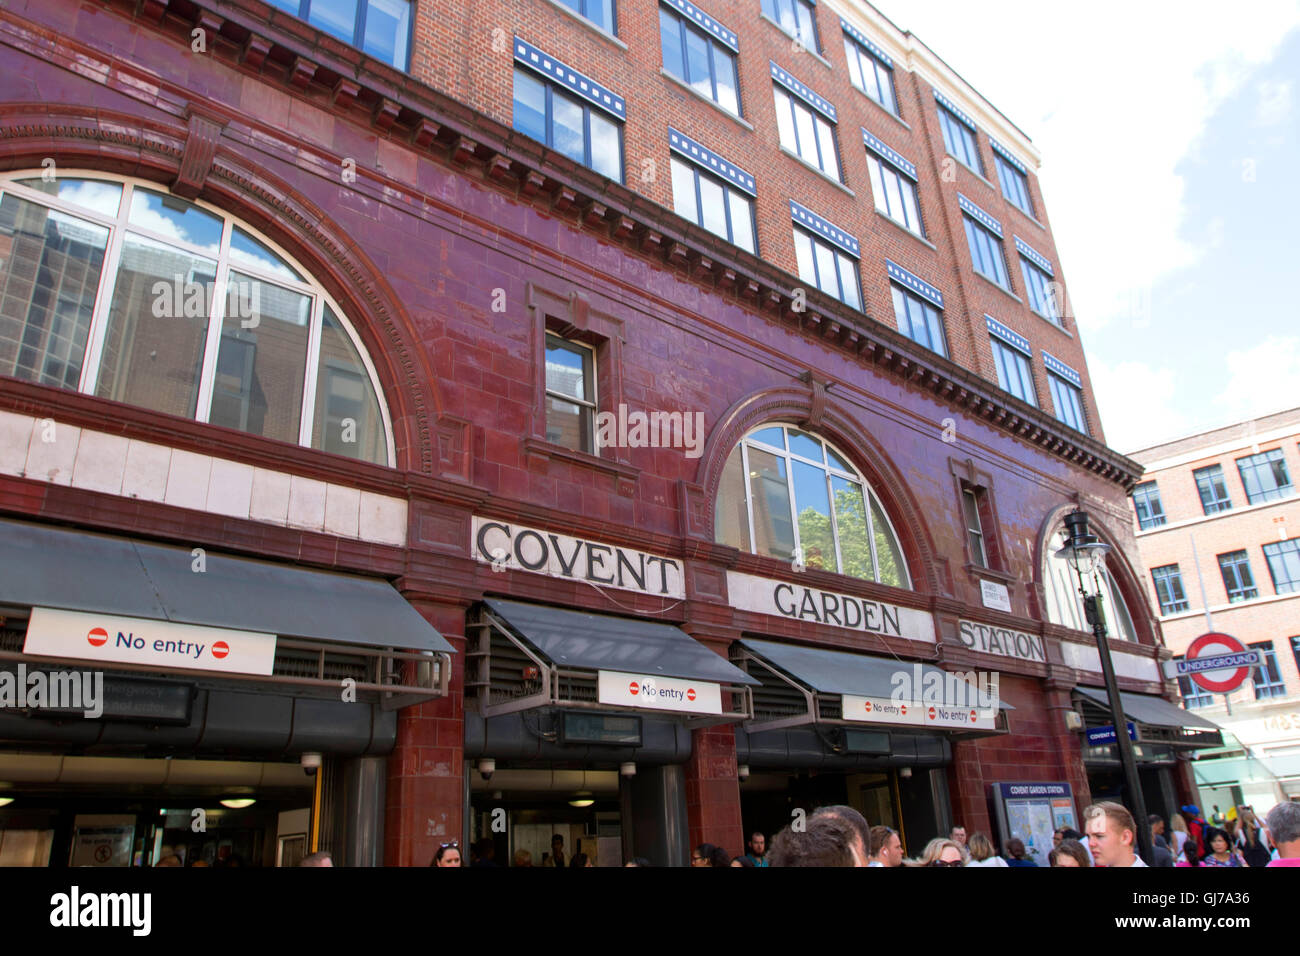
870, 0, 1300, 453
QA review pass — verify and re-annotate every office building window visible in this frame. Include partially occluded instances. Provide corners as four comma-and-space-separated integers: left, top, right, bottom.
669, 155, 756, 254
268, 0, 412, 69
513, 66, 624, 182
1194, 464, 1233, 514
1020, 258, 1059, 324
1262, 538, 1300, 594
937, 103, 983, 174
794, 227, 861, 310
1236, 448, 1293, 504
995, 153, 1033, 216
762, 0, 819, 50
1291, 635, 1300, 674
773, 86, 840, 180
660, 5, 739, 116
990, 338, 1035, 405
964, 215, 1010, 289
843, 34, 896, 114
1217, 550, 1258, 603
1251, 642, 1287, 700
1151, 564, 1189, 615
556, 0, 615, 33
1047, 374, 1086, 434
891, 285, 946, 358
866, 154, 922, 235
544, 334, 596, 453
1132, 481, 1166, 530
962, 486, 987, 568
1176, 663, 1216, 710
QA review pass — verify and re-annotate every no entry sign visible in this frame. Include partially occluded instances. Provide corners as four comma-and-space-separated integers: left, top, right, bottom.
1166, 632, 1261, 693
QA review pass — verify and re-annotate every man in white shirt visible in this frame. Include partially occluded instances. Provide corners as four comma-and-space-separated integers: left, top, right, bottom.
1084, 802, 1147, 867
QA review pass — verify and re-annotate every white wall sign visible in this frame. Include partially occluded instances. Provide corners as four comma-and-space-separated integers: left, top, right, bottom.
472, 516, 685, 599
842, 694, 996, 730
726, 571, 935, 642
979, 580, 1011, 612
25, 607, 277, 677
1059, 641, 1160, 682
597, 671, 722, 715
958, 620, 1046, 663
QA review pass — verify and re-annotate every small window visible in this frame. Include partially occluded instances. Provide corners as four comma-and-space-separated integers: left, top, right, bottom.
762, 0, 819, 51
1020, 257, 1060, 325
557, 0, 616, 34
1236, 448, 1293, 504
544, 334, 596, 454
1175, 662, 1215, 710
843, 34, 896, 114
269, 0, 412, 70
660, 6, 739, 116
513, 68, 624, 182
937, 103, 983, 175
1047, 374, 1087, 434
1132, 481, 1166, 530
1291, 635, 1300, 673
1194, 464, 1233, 514
793, 228, 860, 310
866, 154, 922, 236
990, 338, 1035, 406
891, 285, 946, 358
670, 156, 756, 254
1251, 642, 1287, 700
962, 486, 987, 568
995, 153, 1034, 216
1217, 550, 1258, 603
1262, 538, 1300, 594
964, 215, 1010, 289
1151, 564, 1189, 615
773, 86, 840, 180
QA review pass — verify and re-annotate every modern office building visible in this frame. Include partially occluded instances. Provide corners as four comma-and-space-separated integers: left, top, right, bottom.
1129, 408, 1300, 813
0, 0, 1213, 866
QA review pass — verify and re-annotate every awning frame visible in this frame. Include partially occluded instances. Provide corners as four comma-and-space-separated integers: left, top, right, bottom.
1072, 690, 1223, 750
468, 608, 753, 728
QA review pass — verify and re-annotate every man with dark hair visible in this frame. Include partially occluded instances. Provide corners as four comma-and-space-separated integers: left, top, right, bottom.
868, 825, 903, 867
1148, 814, 1173, 867
769, 815, 858, 867
811, 805, 870, 866
742, 831, 769, 868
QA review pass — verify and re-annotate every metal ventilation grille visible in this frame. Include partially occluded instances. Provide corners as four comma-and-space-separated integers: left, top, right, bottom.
488, 628, 544, 707
817, 695, 843, 720
273, 647, 371, 683
752, 679, 808, 724
0, 626, 25, 653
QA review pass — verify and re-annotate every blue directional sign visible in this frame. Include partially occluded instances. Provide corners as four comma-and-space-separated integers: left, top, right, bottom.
1086, 722, 1136, 746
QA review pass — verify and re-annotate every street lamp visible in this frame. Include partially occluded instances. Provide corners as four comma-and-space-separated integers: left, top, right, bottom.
1055, 508, 1155, 865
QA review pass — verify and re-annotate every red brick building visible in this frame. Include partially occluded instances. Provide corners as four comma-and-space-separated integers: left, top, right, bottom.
0, 0, 1211, 867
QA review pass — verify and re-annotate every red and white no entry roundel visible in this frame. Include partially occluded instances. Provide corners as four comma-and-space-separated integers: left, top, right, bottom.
1185, 632, 1252, 693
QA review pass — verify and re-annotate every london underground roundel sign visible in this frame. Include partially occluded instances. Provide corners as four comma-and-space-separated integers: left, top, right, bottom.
1184, 632, 1255, 693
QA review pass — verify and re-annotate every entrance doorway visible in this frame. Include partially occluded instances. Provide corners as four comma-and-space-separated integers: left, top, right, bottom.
468, 768, 622, 867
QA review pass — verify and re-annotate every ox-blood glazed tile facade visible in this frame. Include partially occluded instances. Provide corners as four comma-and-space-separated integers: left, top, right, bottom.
0, 0, 1205, 867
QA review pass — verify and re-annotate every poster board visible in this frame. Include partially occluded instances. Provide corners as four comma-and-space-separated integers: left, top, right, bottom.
990, 782, 1076, 866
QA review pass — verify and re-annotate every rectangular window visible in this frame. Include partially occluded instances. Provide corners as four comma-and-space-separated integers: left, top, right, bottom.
937, 103, 983, 174
762, 0, 819, 51
544, 334, 596, 453
793, 228, 860, 310
1236, 448, 1293, 504
964, 216, 1009, 289
1175, 662, 1216, 710
995, 153, 1033, 216
990, 338, 1035, 406
1047, 374, 1086, 434
1132, 481, 1166, 530
962, 486, 987, 568
1217, 550, 1258, 603
1020, 258, 1059, 324
1151, 564, 1189, 615
659, 6, 739, 116
1262, 538, 1300, 594
273, 0, 411, 69
891, 285, 947, 358
557, 0, 615, 34
1251, 641, 1287, 700
1291, 635, 1300, 674
866, 154, 922, 236
774, 86, 839, 180
513, 67, 623, 182
669, 156, 756, 254
1194, 464, 1232, 514
843, 34, 896, 114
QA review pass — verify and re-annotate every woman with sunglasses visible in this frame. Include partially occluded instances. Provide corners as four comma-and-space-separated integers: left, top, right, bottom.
920, 838, 965, 867
431, 842, 462, 867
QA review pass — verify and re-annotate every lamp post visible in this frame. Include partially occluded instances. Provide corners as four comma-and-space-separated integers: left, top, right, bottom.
1055, 509, 1154, 865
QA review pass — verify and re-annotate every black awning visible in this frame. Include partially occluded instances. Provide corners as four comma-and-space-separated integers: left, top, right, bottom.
1074, 686, 1219, 730
0, 518, 452, 653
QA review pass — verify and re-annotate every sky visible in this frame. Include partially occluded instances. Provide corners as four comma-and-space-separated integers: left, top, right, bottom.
869, 0, 1300, 454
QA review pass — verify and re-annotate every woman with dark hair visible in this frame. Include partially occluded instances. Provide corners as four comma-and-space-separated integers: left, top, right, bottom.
1048, 839, 1091, 867
431, 842, 462, 867
691, 843, 718, 866
1199, 827, 1245, 867
731, 855, 755, 868
1004, 838, 1038, 867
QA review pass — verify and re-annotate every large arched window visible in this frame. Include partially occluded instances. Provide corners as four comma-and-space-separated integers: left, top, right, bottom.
715, 424, 910, 587
0, 172, 393, 466
1042, 523, 1138, 641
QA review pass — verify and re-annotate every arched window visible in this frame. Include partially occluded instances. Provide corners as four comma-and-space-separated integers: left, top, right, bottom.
1042, 523, 1138, 641
0, 173, 393, 466
715, 424, 910, 587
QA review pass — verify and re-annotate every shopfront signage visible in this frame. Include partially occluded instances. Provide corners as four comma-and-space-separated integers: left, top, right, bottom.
472, 517, 685, 599
957, 620, 1045, 663
597, 671, 722, 715
726, 571, 935, 642
1086, 722, 1137, 746
25, 607, 277, 677
841, 693, 997, 730
979, 580, 1011, 612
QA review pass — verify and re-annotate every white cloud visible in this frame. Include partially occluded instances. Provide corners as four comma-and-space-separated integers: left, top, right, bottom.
1255, 78, 1293, 125
1215, 335, 1300, 421
1088, 358, 1189, 453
